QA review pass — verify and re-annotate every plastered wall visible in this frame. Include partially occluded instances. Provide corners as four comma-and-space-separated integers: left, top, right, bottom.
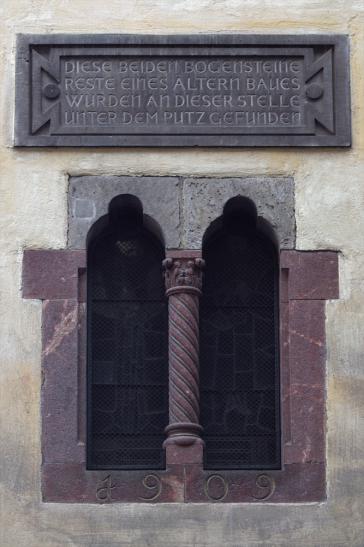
0, 1, 363, 545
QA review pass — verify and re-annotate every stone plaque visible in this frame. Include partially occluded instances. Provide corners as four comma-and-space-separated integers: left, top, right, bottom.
15, 34, 351, 147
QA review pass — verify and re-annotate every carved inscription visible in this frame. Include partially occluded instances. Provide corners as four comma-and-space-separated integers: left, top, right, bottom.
93, 472, 277, 503
96, 475, 116, 502
61, 57, 304, 130
204, 474, 229, 501
252, 474, 276, 500
15, 35, 351, 146
139, 474, 162, 501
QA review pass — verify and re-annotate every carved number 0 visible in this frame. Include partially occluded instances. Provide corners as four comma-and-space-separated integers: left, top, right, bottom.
204, 474, 228, 501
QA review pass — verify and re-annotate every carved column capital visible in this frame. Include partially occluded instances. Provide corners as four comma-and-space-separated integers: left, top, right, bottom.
163, 252, 205, 296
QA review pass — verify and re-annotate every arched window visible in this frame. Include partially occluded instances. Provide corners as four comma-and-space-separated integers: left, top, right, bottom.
87, 195, 168, 469
200, 197, 280, 470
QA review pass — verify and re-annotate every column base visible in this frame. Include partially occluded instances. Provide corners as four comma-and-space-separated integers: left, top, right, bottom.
164, 422, 204, 465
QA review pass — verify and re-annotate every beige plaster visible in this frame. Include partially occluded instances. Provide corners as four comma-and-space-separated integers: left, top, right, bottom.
0, 1, 363, 545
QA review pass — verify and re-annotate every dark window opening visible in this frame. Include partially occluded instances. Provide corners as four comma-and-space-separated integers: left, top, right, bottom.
87, 195, 168, 470
200, 197, 281, 470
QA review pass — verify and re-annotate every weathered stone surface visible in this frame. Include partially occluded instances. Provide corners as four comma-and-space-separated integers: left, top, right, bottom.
69, 175, 295, 250
282, 280, 326, 465
183, 176, 295, 248
286, 383, 325, 464
22, 249, 86, 299
288, 299, 326, 387
42, 299, 85, 464
165, 443, 204, 465
281, 250, 339, 299
68, 176, 181, 248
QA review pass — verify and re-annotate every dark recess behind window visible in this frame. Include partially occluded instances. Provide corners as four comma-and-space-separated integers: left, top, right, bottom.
87, 222, 168, 470
200, 214, 281, 470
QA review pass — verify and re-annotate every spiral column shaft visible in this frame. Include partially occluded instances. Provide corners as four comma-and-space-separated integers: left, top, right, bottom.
163, 251, 204, 463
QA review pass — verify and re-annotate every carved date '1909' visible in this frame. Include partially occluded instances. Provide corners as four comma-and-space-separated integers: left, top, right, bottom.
252, 474, 276, 500
95, 473, 275, 502
204, 474, 229, 501
204, 473, 275, 502
96, 474, 162, 502
139, 474, 162, 501
96, 475, 116, 502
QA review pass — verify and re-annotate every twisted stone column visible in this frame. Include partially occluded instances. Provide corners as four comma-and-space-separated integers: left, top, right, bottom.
163, 251, 204, 464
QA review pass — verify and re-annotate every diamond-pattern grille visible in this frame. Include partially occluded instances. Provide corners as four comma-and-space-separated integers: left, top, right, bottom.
200, 224, 280, 469
87, 227, 168, 469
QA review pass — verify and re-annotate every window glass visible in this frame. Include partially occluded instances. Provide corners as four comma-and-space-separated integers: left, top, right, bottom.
200, 199, 280, 469
87, 201, 168, 469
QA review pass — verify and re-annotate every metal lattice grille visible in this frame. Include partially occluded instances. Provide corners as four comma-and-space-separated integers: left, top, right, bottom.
200, 223, 280, 469
87, 227, 168, 469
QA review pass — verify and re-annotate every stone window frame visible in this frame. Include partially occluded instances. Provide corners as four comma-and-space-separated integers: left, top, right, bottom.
22, 176, 339, 503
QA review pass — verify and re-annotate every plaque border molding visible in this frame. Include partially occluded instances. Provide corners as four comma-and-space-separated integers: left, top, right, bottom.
15, 33, 351, 147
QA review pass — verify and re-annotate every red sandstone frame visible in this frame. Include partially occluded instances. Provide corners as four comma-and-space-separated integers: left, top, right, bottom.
22, 249, 339, 503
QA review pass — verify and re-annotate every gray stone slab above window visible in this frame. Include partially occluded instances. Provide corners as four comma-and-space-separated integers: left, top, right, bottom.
68, 175, 295, 250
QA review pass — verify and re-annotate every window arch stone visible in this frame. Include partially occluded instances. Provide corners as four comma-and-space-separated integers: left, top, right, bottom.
68, 175, 295, 250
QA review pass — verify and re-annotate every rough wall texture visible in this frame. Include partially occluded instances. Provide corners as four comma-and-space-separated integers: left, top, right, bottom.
0, 1, 363, 546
